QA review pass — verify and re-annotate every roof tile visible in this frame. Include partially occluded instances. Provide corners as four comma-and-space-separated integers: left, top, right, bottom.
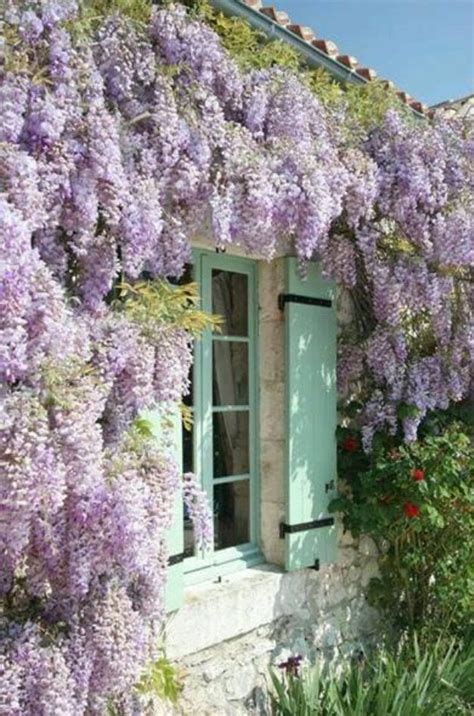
409, 99, 427, 113
260, 6, 290, 26
337, 54, 359, 70
312, 38, 339, 57
356, 66, 377, 81
397, 91, 412, 104
287, 24, 315, 42
242, 0, 263, 9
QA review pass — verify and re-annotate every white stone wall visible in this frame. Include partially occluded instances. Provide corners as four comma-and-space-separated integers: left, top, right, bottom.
258, 258, 285, 566
165, 532, 380, 715
162, 251, 380, 715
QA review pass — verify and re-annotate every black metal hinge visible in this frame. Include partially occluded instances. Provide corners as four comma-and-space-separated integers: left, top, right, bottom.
278, 293, 332, 311
279, 517, 335, 539
168, 552, 184, 566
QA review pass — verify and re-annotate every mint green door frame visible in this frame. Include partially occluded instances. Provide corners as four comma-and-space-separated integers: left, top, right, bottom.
185, 249, 263, 585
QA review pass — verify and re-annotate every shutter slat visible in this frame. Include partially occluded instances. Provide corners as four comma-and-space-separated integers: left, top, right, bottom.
283, 258, 337, 571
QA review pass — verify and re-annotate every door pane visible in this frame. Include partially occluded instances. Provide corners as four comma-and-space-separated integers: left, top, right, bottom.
183, 420, 194, 558
212, 270, 248, 336
213, 342, 249, 406
183, 508, 195, 559
214, 480, 250, 549
182, 423, 193, 474
183, 365, 193, 407
213, 411, 249, 478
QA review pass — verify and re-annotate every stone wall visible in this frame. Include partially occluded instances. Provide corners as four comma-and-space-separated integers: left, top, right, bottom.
167, 532, 380, 715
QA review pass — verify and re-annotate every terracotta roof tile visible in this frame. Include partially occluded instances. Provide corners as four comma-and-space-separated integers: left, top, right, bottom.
409, 99, 428, 114
311, 39, 339, 58
260, 6, 290, 26
356, 67, 377, 81
238, 0, 427, 115
396, 91, 412, 104
337, 54, 359, 70
287, 24, 315, 42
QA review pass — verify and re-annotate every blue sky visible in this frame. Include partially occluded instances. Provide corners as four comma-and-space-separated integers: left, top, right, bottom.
284, 0, 474, 106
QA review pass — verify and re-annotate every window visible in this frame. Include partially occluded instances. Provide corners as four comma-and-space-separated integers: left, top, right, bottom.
163, 255, 338, 610
183, 250, 262, 583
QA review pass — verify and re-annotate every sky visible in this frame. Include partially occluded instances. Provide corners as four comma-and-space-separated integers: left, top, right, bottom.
283, 0, 474, 106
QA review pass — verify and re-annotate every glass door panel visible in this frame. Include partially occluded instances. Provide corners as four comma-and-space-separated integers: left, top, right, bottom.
214, 480, 250, 549
212, 341, 249, 406
212, 269, 248, 336
212, 411, 249, 479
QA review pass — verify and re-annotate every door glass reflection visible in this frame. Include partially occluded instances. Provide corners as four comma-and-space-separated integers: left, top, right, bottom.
212, 270, 248, 337
213, 342, 249, 406
213, 411, 249, 478
214, 480, 250, 549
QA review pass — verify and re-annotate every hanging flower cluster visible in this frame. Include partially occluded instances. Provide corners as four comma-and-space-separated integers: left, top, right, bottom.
1, 0, 472, 711
336, 109, 473, 448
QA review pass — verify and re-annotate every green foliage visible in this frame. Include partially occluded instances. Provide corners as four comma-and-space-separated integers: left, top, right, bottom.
330, 410, 474, 639
116, 279, 222, 338
184, 0, 301, 71
106, 653, 183, 713
73, 0, 152, 36
270, 637, 474, 715
135, 653, 183, 704
344, 79, 413, 135
40, 358, 99, 410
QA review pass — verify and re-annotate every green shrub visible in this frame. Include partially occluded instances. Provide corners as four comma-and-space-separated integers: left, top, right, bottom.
269, 637, 474, 715
330, 409, 474, 640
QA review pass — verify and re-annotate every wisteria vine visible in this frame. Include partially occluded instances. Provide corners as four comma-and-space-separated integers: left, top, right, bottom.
0, 0, 472, 712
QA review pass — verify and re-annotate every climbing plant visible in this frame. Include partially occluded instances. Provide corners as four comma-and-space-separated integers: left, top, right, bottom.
1, 0, 472, 712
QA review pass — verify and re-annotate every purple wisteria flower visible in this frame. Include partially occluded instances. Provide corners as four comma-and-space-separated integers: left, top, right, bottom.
1, 0, 472, 710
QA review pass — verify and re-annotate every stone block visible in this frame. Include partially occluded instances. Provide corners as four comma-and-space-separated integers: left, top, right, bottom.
251, 638, 275, 658
339, 529, 355, 547
358, 535, 379, 558
345, 581, 359, 600
260, 439, 284, 505
258, 260, 284, 321
260, 502, 285, 566
260, 380, 284, 440
361, 560, 380, 587
259, 318, 284, 383
312, 620, 343, 649
337, 546, 356, 569
347, 565, 362, 584
225, 665, 256, 701
202, 659, 227, 683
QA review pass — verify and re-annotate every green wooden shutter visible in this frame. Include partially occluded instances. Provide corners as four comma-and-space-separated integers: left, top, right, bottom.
282, 257, 338, 571
142, 404, 184, 612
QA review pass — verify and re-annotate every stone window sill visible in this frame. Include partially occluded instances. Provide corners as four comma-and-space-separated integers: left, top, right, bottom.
165, 564, 311, 660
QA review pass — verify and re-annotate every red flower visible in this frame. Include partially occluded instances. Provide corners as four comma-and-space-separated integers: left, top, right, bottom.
404, 502, 420, 519
342, 436, 358, 452
411, 468, 425, 482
